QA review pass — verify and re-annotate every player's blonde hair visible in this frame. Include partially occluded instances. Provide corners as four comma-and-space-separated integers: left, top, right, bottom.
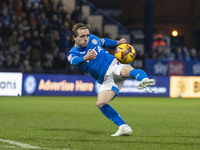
71, 23, 89, 41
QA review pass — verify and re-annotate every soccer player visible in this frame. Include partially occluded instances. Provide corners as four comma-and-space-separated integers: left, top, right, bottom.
67, 23, 155, 136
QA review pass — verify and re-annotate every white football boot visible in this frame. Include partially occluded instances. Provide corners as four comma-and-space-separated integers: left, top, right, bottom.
137, 78, 156, 90
111, 124, 132, 136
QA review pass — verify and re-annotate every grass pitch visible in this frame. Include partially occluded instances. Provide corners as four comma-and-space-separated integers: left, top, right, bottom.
0, 96, 200, 150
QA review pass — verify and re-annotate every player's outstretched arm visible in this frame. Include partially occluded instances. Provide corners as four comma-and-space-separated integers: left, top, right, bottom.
101, 37, 127, 47
117, 38, 127, 45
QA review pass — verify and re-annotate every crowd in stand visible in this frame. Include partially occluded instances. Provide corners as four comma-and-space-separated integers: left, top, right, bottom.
0, 0, 200, 75
151, 34, 200, 61
0, 0, 86, 74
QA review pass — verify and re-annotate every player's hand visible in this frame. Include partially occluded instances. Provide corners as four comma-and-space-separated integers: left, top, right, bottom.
117, 38, 127, 45
84, 49, 97, 61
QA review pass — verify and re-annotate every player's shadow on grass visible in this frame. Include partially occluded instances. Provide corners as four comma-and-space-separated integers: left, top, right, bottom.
42, 128, 109, 135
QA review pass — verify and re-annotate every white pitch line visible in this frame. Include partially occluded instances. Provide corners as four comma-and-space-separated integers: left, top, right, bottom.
0, 139, 40, 149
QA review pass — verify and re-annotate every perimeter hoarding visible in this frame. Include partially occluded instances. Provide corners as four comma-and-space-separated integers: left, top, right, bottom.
184, 61, 200, 76
118, 76, 169, 97
0, 72, 22, 96
170, 76, 200, 98
146, 59, 200, 76
22, 74, 169, 97
22, 74, 96, 96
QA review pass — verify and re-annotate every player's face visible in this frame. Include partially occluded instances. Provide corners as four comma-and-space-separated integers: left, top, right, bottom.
74, 29, 90, 47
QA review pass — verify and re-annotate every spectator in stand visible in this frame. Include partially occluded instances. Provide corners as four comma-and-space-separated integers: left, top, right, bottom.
16, 22, 24, 35
52, 30, 60, 46
59, 4, 70, 23
38, 24, 48, 39
37, 12, 49, 27
30, 39, 41, 65
184, 51, 191, 61
182, 47, 190, 61
152, 34, 167, 52
0, 49, 5, 68
49, 14, 61, 31
24, 31, 32, 46
32, 60, 43, 73
7, 30, 18, 47
6, 45, 17, 57
152, 34, 169, 60
175, 47, 184, 60
53, 51, 67, 73
28, 12, 37, 27
0, 36, 7, 51
155, 46, 169, 60
43, 52, 54, 72
17, 34, 28, 54
31, 30, 40, 46
52, 45, 59, 59
0, 22, 2, 37
1, 3, 12, 26
3, 54, 13, 69
22, 19, 30, 31
20, 58, 32, 73
36, 2, 45, 15
190, 48, 198, 60
12, 53, 20, 69
2, 20, 12, 41
59, 21, 70, 52
13, 0, 23, 17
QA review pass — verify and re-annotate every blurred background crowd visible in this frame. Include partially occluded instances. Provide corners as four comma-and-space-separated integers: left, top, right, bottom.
0, 0, 86, 74
0, 0, 200, 74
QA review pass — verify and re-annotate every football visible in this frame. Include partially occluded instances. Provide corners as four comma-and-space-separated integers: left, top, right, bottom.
114, 44, 136, 64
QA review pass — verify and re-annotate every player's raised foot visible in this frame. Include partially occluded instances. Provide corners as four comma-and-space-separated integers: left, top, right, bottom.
111, 124, 132, 136
137, 78, 156, 90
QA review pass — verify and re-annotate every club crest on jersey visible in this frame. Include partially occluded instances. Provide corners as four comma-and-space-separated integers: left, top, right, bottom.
80, 51, 86, 54
92, 39, 98, 45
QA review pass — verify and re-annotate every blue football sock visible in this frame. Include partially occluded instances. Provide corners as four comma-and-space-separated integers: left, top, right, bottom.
100, 104, 126, 127
129, 69, 148, 81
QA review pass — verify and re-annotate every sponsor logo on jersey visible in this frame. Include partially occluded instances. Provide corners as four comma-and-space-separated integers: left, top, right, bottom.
92, 39, 98, 45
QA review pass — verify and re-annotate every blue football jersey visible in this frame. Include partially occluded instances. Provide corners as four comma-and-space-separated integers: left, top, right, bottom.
67, 34, 117, 84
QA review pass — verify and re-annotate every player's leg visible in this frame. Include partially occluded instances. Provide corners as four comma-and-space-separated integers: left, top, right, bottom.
120, 65, 155, 89
97, 90, 125, 127
97, 90, 132, 136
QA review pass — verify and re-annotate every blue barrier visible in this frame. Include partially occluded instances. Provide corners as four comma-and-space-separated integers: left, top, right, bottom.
184, 61, 200, 76
22, 74, 169, 97
23, 74, 96, 96
145, 59, 200, 76
118, 76, 169, 97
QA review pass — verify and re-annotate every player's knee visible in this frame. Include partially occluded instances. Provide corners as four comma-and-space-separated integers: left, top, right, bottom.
96, 101, 107, 109
120, 65, 134, 77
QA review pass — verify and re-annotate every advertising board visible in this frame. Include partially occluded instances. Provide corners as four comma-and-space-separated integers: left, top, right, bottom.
22, 74, 96, 96
146, 59, 200, 76
170, 76, 200, 98
0, 72, 22, 96
23, 74, 169, 97
118, 76, 169, 97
